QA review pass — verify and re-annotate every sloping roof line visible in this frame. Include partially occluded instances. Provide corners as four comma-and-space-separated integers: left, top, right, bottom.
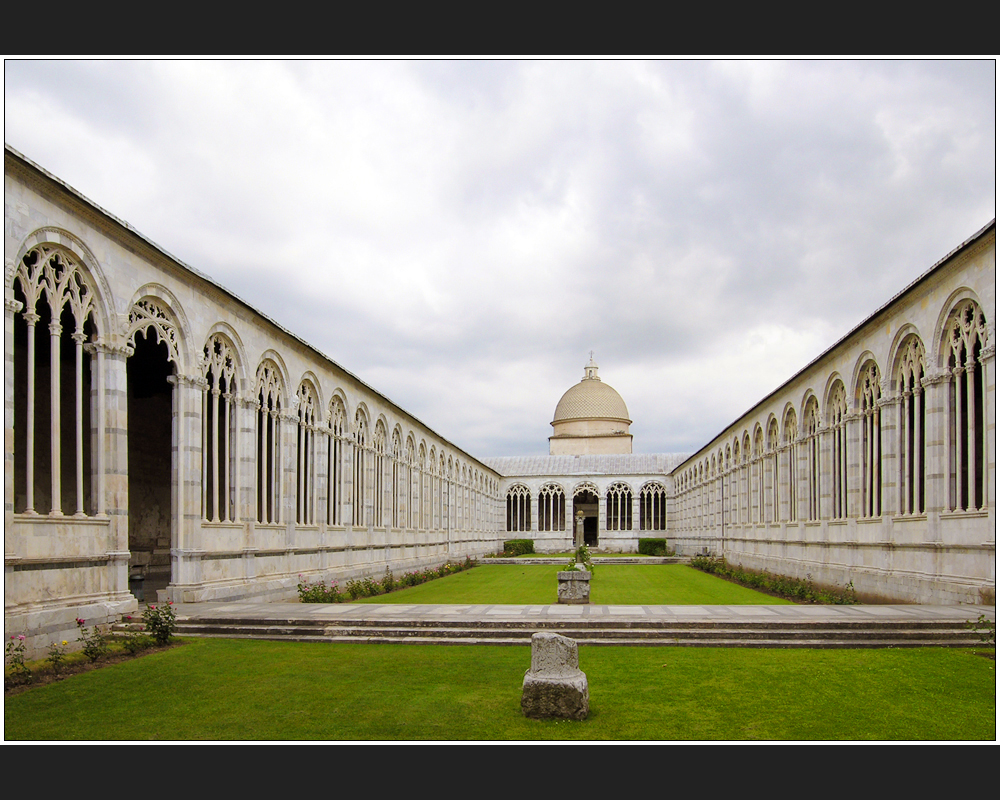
482, 453, 688, 477
673, 218, 996, 473
5, 144, 495, 475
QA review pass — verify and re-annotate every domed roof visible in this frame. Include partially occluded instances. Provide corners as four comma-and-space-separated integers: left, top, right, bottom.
552, 356, 631, 423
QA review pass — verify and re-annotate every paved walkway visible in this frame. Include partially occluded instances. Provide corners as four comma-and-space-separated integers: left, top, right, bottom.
173, 601, 994, 626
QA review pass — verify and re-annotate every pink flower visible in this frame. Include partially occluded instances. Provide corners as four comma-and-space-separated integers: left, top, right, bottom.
18, 635, 25, 641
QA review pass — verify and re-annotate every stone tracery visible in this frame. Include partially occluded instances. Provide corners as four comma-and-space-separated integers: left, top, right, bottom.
202, 333, 239, 523
12, 246, 99, 516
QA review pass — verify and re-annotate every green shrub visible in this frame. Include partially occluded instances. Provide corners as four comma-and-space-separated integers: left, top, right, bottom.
690, 555, 857, 605
503, 539, 535, 556
564, 544, 595, 574
46, 639, 70, 672
304, 558, 476, 603
76, 618, 110, 662
638, 538, 669, 556
5, 634, 31, 685
141, 602, 177, 645
966, 614, 996, 646
297, 576, 344, 603
379, 568, 397, 594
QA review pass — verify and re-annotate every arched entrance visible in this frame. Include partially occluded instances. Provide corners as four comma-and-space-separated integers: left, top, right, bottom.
573, 486, 599, 548
127, 330, 174, 601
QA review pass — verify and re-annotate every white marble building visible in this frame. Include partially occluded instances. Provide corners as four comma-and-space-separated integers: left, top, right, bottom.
488, 222, 995, 603
5, 147, 501, 655
5, 145, 995, 655
669, 221, 995, 603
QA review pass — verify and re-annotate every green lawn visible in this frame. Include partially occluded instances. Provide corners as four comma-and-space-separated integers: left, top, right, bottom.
510, 552, 659, 558
353, 564, 792, 605
5, 639, 994, 740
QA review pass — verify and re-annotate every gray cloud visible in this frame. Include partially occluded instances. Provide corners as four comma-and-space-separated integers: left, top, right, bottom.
5, 59, 994, 457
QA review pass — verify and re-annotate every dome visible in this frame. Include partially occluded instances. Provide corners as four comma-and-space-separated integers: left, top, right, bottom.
551, 355, 631, 424
553, 379, 631, 423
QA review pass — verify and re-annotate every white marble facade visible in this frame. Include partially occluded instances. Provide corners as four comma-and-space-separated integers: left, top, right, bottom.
5, 148, 501, 655
5, 145, 996, 656
485, 454, 685, 552
669, 222, 995, 604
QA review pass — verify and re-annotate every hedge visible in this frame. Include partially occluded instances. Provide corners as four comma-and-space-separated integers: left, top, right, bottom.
502, 539, 535, 556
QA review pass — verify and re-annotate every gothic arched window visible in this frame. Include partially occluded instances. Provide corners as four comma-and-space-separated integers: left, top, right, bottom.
897, 337, 925, 515
202, 334, 239, 523
829, 381, 848, 519
538, 483, 565, 532
255, 361, 284, 525
506, 484, 531, 532
944, 300, 988, 511
327, 397, 346, 525
13, 246, 99, 516
606, 483, 633, 531
639, 482, 666, 531
858, 364, 881, 518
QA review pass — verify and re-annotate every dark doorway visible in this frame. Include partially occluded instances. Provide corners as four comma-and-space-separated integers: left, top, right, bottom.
127, 332, 174, 602
573, 489, 599, 548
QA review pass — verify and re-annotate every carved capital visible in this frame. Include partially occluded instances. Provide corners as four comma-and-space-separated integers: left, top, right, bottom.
169, 374, 208, 390
921, 368, 951, 386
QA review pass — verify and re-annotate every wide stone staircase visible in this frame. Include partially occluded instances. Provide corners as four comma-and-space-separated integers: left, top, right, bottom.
171, 610, 987, 649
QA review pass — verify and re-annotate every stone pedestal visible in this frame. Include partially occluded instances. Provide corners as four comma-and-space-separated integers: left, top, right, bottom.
557, 569, 591, 604
521, 632, 589, 720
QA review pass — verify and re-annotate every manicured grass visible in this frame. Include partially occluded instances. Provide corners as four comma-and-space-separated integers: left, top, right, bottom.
5, 639, 994, 740
353, 564, 792, 605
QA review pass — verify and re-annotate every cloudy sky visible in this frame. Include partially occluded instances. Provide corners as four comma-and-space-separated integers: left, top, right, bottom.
5, 60, 995, 458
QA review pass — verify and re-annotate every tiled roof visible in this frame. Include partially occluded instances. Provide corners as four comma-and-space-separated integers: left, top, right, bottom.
481, 453, 689, 477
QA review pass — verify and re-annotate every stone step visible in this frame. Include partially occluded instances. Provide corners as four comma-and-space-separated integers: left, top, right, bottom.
170, 628, 978, 649
320, 625, 976, 641
172, 615, 976, 631
171, 615, 982, 648
318, 635, 976, 649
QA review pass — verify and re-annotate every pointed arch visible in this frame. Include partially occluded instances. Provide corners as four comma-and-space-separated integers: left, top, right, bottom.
255, 358, 286, 524
372, 418, 387, 528
538, 482, 566, 532
353, 406, 370, 526
506, 483, 532, 532
11, 228, 114, 339
894, 334, 927, 514
418, 441, 429, 530
390, 426, 404, 529
940, 297, 989, 510
11, 242, 106, 515
202, 331, 241, 522
327, 392, 348, 525
828, 378, 849, 519
126, 286, 189, 373
856, 361, 882, 518
405, 433, 417, 530
606, 482, 633, 531
639, 480, 666, 531
803, 394, 821, 521
295, 378, 320, 525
